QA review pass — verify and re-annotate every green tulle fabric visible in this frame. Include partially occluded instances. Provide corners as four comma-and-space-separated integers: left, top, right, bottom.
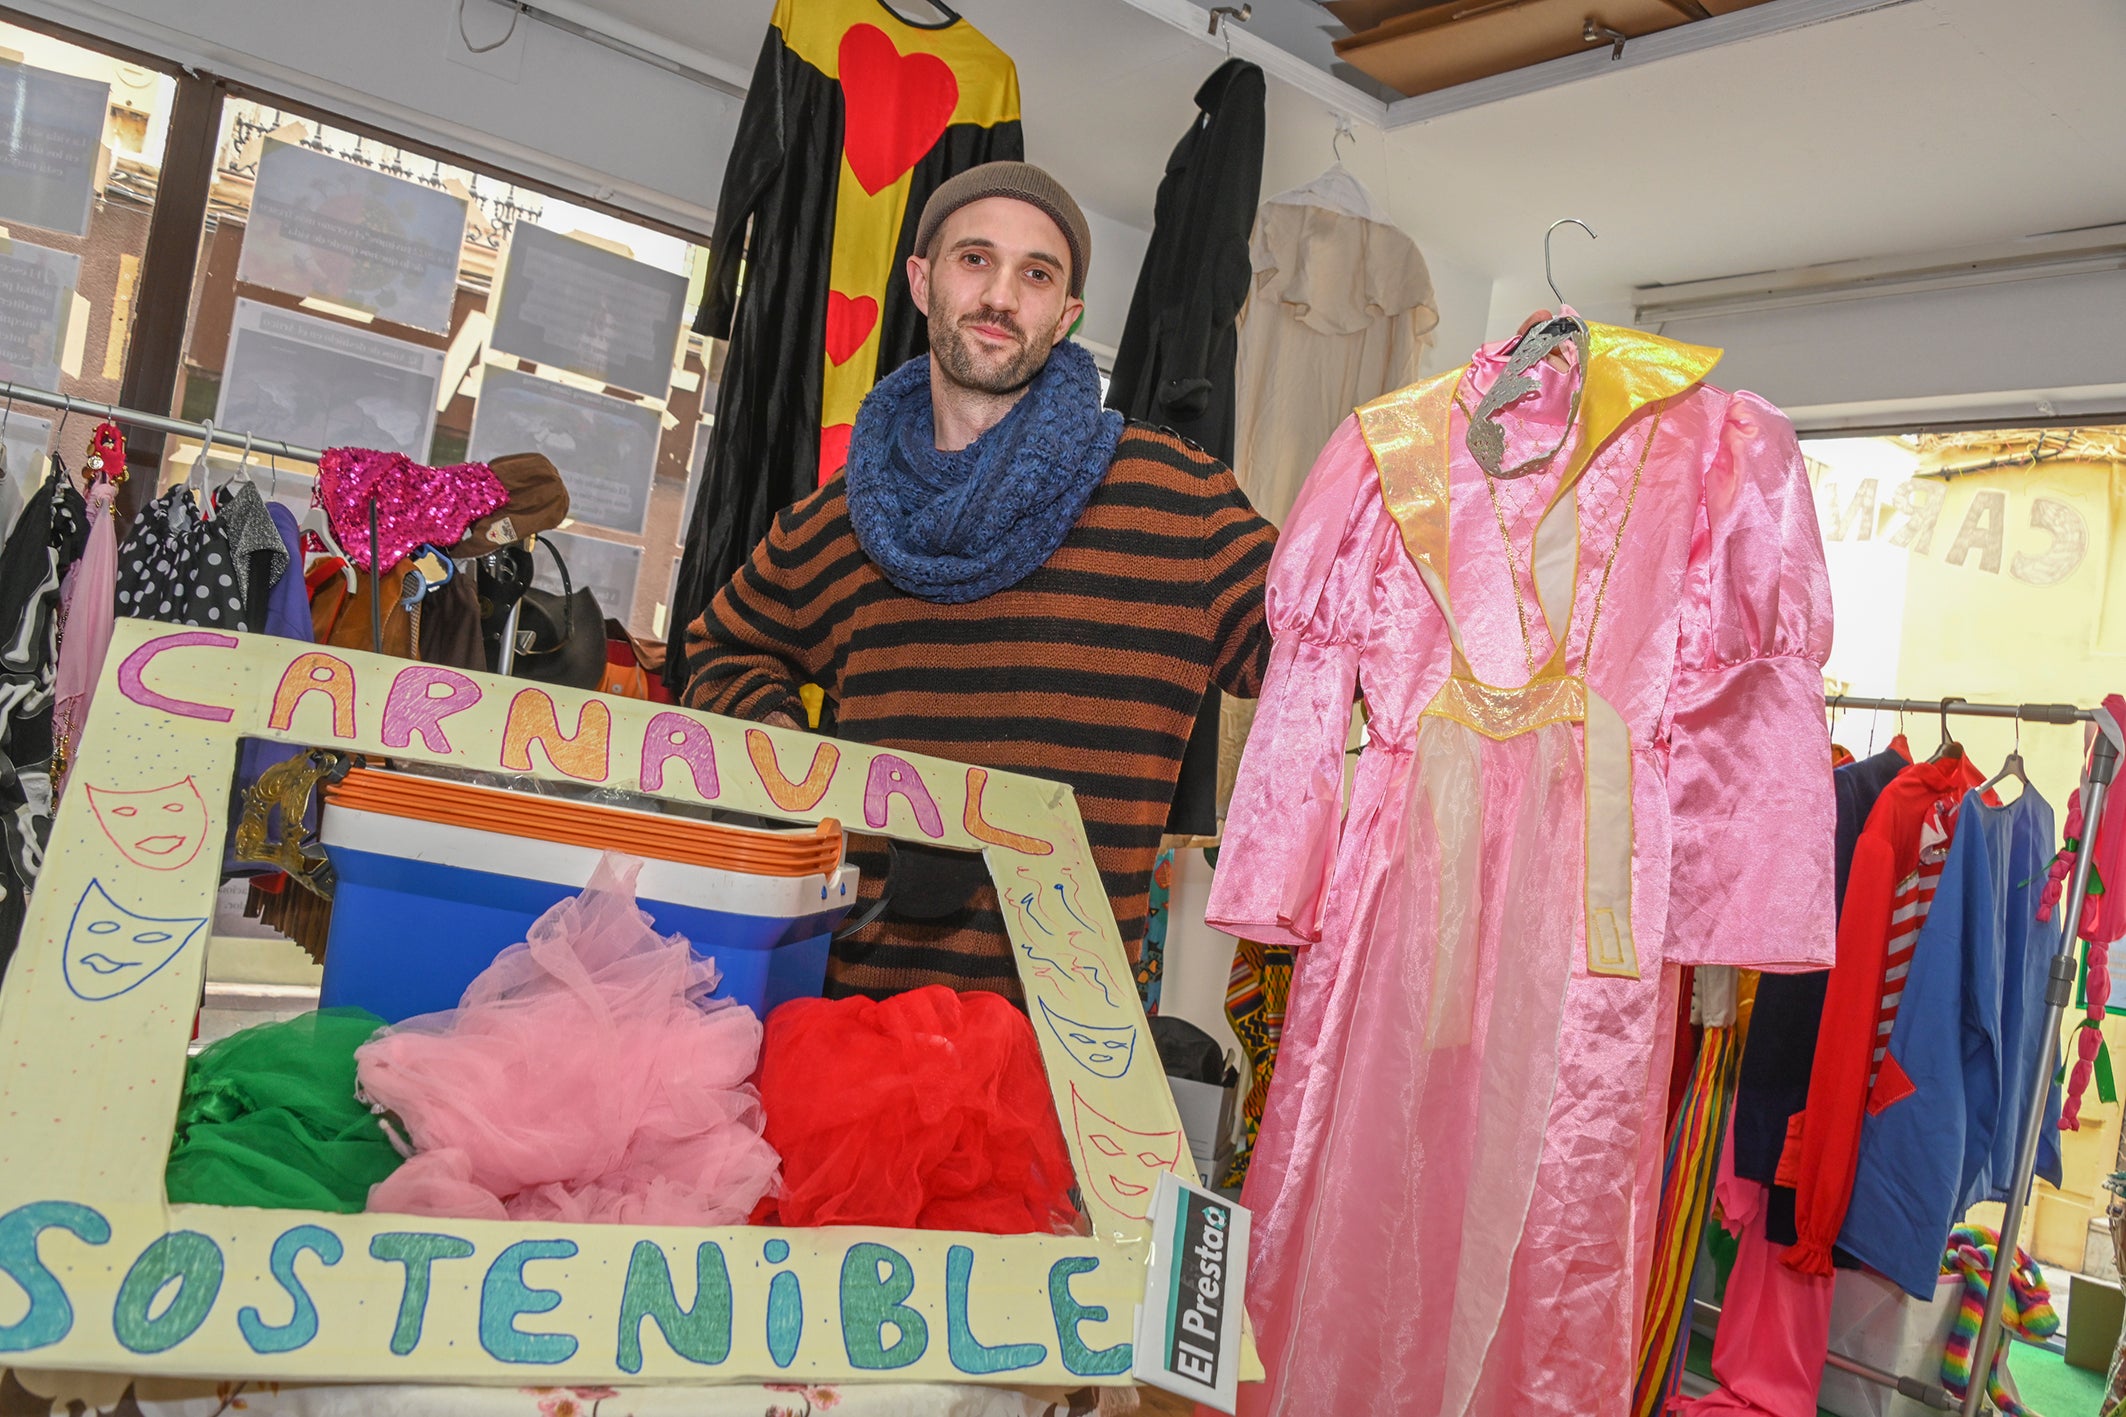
165, 1007, 401, 1212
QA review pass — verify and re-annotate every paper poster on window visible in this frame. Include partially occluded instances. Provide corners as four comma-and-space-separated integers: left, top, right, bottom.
0, 410, 53, 541
0, 239, 80, 392
237, 140, 469, 332
533, 528, 642, 630
0, 62, 108, 237
217, 298, 444, 460
488, 223, 686, 397
467, 364, 659, 534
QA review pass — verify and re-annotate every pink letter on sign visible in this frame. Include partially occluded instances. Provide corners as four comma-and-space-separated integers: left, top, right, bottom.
382, 667, 483, 754
864, 753, 944, 838
640, 712, 719, 797
117, 631, 238, 722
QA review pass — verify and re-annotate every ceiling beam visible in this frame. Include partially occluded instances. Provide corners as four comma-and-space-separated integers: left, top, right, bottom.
1378, 0, 1919, 127
1107, 0, 1917, 131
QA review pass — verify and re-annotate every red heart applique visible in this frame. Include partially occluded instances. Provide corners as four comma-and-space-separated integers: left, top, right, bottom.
818, 423, 855, 485
838, 24, 958, 196
825, 291, 879, 367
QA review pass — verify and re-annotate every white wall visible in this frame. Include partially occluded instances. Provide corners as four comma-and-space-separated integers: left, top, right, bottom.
19, 0, 744, 233
1649, 270, 2126, 430
1076, 204, 1151, 355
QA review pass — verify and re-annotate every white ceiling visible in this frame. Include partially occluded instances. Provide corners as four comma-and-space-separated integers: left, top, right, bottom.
596, 0, 2126, 325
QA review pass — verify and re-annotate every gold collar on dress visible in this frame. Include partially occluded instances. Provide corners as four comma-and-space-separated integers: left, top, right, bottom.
1357, 322, 1723, 594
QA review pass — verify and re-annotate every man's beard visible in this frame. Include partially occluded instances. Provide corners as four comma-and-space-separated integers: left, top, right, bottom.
931, 303, 1054, 395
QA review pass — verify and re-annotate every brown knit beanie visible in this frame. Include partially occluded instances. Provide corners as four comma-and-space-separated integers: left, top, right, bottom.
913, 162, 1091, 297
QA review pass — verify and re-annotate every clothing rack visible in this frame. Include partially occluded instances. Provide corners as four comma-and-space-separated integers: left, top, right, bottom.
0, 380, 540, 671
1783, 692, 2121, 1416
1827, 693, 2097, 725
0, 379, 324, 466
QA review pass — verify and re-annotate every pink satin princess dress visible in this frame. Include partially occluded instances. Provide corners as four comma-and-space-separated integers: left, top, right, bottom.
1208, 323, 1838, 1417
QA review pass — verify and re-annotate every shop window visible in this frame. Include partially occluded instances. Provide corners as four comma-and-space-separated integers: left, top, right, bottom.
0, 21, 184, 533
1808, 422, 2123, 802
157, 97, 714, 639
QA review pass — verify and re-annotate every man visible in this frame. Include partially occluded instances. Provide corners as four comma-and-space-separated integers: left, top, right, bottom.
683, 162, 1277, 1002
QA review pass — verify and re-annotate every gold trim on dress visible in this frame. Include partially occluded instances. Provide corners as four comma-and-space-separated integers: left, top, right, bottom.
1423, 674, 1585, 741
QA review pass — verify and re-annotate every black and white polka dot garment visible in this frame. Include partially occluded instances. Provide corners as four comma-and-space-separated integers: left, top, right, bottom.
114, 486, 248, 628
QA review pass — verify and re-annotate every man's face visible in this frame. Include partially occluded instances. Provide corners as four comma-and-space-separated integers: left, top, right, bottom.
909, 196, 1085, 396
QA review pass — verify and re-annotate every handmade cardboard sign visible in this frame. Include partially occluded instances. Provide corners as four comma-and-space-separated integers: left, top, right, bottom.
0, 623, 1253, 1388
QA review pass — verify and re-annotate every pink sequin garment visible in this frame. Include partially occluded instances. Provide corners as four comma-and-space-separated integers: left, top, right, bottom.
1210, 326, 1837, 1416
316, 447, 508, 570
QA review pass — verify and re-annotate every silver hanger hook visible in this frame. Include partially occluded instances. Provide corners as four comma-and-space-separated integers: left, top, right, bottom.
197, 418, 215, 502
1543, 218, 1597, 307
1332, 119, 1353, 163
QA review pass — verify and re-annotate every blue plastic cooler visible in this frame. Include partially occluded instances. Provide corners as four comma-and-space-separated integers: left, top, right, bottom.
317, 802, 858, 1024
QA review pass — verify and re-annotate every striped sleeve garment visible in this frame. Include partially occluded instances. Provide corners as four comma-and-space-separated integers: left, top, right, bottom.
683, 423, 1277, 1003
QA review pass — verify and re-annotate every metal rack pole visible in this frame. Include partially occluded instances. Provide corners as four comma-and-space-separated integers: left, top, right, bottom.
1961, 720, 2120, 1416
1825, 693, 2094, 725
0, 380, 324, 466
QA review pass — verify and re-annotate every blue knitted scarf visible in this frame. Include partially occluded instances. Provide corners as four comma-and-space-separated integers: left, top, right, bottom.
845, 340, 1124, 604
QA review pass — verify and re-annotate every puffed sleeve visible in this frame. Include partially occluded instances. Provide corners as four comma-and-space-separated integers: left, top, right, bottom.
1206, 418, 1390, 948
1663, 391, 1837, 969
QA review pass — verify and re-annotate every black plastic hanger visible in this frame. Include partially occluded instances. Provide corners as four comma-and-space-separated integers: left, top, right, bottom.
1930, 696, 1965, 761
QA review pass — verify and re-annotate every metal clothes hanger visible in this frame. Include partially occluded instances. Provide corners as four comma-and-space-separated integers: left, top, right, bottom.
194, 418, 216, 517
1545, 218, 1596, 306
1332, 118, 1353, 163
1502, 219, 1597, 365
1979, 713, 2030, 799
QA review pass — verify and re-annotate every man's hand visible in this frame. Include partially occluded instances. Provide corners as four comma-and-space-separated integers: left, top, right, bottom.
761, 710, 800, 730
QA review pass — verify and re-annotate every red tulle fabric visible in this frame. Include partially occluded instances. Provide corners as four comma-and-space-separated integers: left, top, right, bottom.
757, 986, 1079, 1234
356, 854, 780, 1226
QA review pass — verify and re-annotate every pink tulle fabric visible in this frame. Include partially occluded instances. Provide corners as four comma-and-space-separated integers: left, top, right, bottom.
51, 478, 118, 771
317, 447, 507, 570
356, 854, 780, 1226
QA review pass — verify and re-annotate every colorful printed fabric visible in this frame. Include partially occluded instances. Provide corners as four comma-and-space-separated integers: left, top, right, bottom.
1939, 1222, 2057, 1416
1635, 1022, 1742, 1417
1220, 933, 1292, 1187
1134, 848, 1173, 1012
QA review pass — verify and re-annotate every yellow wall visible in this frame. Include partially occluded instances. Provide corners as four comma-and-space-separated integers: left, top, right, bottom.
1813, 443, 2125, 1270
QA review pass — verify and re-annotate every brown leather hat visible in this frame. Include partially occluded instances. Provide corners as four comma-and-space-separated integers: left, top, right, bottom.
452, 452, 569, 553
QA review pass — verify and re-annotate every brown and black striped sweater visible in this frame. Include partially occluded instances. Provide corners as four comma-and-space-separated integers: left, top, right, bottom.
683, 424, 1276, 1002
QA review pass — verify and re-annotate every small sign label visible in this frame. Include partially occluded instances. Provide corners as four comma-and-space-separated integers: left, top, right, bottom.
1134, 1172, 1249, 1413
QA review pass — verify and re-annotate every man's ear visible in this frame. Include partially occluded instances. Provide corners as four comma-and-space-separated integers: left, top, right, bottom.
907, 254, 932, 317
1052, 295, 1085, 347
